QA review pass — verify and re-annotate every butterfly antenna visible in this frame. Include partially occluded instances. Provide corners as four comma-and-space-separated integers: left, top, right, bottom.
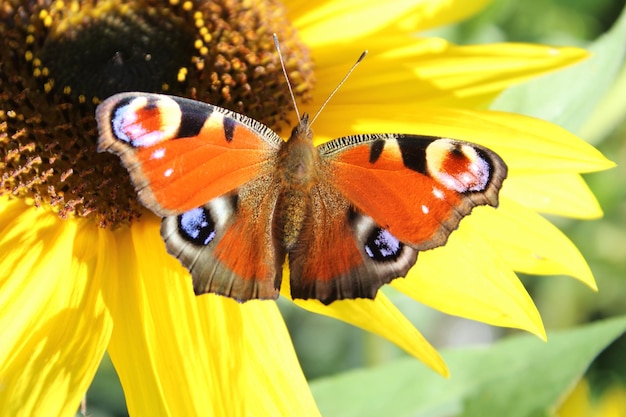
273, 33, 301, 121
310, 49, 367, 126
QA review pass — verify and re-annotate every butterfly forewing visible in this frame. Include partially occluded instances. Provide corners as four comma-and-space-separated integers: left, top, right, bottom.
96, 93, 283, 216
319, 133, 507, 251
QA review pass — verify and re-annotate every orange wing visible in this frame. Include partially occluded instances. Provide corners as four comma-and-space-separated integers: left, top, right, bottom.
96, 92, 283, 216
160, 174, 283, 301
97, 93, 285, 300
287, 181, 419, 304
319, 134, 507, 251
285, 133, 506, 304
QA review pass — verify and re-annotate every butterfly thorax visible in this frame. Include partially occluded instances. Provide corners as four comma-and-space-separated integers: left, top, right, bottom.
275, 114, 320, 250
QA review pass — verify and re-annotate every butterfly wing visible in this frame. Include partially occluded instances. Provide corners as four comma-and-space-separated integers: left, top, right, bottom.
96, 92, 282, 216
287, 180, 419, 303
288, 133, 507, 304
96, 92, 285, 300
321, 134, 507, 248
160, 175, 283, 301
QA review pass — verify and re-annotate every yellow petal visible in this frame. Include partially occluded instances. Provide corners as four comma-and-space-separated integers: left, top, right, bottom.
396, 0, 493, 32
283, 278, 448, 376
239, 300, 322, 416
391, 208, 546, 339
105, 216, 319, 416
502, 173, 603, 219
307, 40, 587, 112
312, 106, 614, 177
291, 0, 493, 47
0, 198, 113, 416
477, 198, 596, 289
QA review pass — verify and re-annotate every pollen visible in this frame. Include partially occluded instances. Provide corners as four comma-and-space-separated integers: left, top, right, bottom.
0, 0, 314, 228
177, 67, 188, 82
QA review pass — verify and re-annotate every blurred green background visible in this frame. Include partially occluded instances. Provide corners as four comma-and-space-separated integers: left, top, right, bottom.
82, 0, 626, 415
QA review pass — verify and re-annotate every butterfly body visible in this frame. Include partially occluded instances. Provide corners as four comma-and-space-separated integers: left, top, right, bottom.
274, 114, 320, 250
96, 92, 507, 304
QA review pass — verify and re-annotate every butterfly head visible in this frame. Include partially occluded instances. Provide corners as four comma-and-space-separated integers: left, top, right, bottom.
289, 113, 313, 144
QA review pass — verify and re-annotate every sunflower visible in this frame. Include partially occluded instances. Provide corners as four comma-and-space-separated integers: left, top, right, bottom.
0, 0, 613, 415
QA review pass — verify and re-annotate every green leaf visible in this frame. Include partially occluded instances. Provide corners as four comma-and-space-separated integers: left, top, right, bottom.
310, 316, 626, 417
491, 4, 626, 139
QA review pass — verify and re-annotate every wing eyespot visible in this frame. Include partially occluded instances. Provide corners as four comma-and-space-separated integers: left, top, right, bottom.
364, 227, 404, 262
108, 95, 182, 148
425, 139, 493, 193
178, 207, 216, 246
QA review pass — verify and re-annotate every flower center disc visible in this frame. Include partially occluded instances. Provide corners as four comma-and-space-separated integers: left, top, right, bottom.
0, 0, 314, 228
40, 10, 197, 100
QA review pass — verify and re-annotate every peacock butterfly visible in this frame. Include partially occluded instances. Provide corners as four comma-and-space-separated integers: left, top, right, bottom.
96, 91, 507, 305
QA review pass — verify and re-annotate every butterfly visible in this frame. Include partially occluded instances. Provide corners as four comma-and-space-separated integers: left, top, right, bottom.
96, 92, 507, 304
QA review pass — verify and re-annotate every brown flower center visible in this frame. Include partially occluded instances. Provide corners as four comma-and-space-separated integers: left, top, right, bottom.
0, 0, 314, 227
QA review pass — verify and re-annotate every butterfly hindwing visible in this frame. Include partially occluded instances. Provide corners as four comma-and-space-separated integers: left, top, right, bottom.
160, 174, 284, 301
287, 180, 418, 303
96, 92, 282, 216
